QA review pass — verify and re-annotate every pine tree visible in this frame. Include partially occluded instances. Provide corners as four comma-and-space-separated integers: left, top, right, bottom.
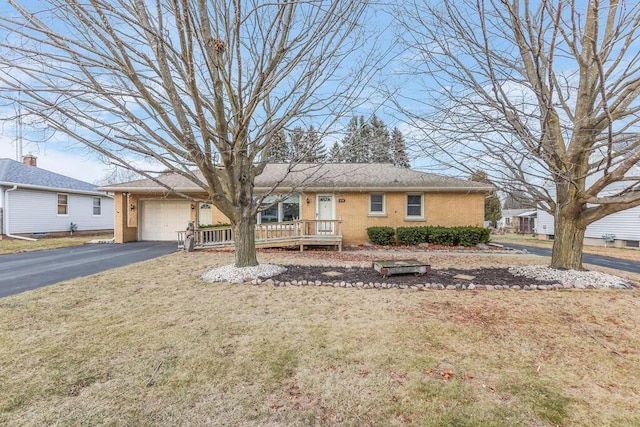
355, 115, 371, 162
341, 116, 360, 163
300, 125, 327, 162
289, 127, 306, 162
391, 127, 409, 168
328, 141, 343, 162
369, 115, 392, 163
265, 129, 289, 162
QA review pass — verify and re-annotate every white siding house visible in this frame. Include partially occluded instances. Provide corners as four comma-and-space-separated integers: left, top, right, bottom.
0, 156, 114, 238
536, 208, 640, 249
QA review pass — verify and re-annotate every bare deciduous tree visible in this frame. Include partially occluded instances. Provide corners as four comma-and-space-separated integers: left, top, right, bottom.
395, 0, 640, 270
0, 0, 378, 267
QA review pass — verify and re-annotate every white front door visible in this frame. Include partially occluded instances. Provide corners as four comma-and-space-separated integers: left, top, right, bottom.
316, 195, 334, 234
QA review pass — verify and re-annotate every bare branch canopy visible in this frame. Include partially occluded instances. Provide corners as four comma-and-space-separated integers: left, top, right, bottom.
0, 0, 380, 266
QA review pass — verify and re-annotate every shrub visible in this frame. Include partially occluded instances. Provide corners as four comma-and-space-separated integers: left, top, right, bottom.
452, 226, 490, 246
428, 226, 456, 246
397, 226, 429, 245
367, 226, 396, 245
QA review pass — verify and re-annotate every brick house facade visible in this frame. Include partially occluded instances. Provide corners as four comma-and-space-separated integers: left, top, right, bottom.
101, 163, 492, 246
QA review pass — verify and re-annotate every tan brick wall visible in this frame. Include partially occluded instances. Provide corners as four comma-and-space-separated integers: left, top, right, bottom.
114, 192, 137, 243
114, 190, 485, 246
304, 191, 485, 245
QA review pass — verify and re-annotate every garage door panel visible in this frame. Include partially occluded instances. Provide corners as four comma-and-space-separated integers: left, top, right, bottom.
140, 200, 191, 241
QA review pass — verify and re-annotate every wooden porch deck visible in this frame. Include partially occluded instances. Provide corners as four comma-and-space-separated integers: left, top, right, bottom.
177, 220, 343, 251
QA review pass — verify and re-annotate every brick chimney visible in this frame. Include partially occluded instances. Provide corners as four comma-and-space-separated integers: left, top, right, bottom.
22, 154, 37, 167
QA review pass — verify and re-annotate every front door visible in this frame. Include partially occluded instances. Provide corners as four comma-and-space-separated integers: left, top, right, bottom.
316, 195, 334, 234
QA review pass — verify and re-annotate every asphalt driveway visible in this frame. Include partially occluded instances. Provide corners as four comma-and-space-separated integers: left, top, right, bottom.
0, 242, 178, 298
500, 242, 640, 274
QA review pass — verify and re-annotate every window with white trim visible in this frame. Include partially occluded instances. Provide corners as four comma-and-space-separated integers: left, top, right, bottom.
406, 193, 423, 219
257, 195, 300, 224
92, 197, 102, 216
369, 193, 385, 215
57, 193, 68, 215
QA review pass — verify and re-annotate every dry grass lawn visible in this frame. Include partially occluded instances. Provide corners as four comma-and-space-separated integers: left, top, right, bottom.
0, 234, 114, 255
0, 249, 639, 426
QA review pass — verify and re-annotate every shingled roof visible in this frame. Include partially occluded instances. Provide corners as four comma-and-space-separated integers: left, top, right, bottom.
0, 158, 103, 195
99, 163, 493, 193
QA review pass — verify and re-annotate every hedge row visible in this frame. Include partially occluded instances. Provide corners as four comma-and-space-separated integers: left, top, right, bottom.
367, 226, 490, 247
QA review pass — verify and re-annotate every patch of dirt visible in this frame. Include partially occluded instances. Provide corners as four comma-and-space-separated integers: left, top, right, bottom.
274, 265, 553, 288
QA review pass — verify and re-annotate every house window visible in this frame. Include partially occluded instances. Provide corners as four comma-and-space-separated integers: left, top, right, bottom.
625, 240, 639, 248
57, 193, 68, 215
257, 195, 300, 224
406, 194, 423, 219
92, 197, 102, 216
282, 195, 300, 222
369, 194, 385, 215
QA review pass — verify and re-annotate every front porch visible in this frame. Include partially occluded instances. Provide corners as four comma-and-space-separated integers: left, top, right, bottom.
177, 220, 343, 252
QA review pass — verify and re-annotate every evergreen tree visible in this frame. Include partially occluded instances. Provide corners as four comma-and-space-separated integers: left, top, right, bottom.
369, 114, 392, 163
289, 127, 306, 162
265, 129, 289, 162
470, 170, 502, 226
300, 125, 327, 162
391, 127, 410, 168
355, 115, 371, 162
328, 141, 343, 162
341, 116, 360, 163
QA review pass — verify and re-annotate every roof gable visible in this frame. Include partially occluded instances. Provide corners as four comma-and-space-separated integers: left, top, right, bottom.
0, 158, 99, 193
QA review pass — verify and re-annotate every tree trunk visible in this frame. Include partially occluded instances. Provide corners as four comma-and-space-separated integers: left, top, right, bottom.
550, 213, 586, 270
233, 214, 258, 268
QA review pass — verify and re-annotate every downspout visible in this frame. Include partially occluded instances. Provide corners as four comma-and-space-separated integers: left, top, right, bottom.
4, 185, 37, 241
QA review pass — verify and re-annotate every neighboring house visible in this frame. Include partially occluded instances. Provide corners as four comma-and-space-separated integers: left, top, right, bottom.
537, 207, 640, 249
498, 209, 537, 234
99, 163, 493, 246
0, 155, 114, 239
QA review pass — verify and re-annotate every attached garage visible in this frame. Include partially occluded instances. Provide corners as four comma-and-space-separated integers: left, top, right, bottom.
140, 200, 191, 241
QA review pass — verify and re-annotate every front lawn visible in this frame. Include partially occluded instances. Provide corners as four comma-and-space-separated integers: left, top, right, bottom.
0, 234, 114, 255
0, 250, 638, 426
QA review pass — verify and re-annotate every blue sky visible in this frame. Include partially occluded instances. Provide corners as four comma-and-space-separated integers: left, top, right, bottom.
0, 1, 414, 184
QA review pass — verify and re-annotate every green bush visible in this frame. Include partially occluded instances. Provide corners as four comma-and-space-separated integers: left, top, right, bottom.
366, 226, 396, 245
397, 226, 429, 245
427, 226, 456, 246
453, 226, 490, 246
394, 225, 490, 247
367, 225, 489, 247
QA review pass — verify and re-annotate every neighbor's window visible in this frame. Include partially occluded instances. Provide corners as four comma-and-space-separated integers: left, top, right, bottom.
406, 194, 423, 219
57, 193, 68, 215
369, 193, 385, 215
92, 197, 102, 216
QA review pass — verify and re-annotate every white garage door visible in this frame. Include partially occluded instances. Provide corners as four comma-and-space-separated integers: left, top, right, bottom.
140, 200, 191, 241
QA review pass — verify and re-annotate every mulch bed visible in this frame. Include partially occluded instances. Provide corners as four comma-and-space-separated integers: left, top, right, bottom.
274, 265, 554, 288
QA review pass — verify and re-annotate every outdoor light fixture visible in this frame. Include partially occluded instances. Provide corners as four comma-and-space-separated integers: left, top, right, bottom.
129, 204, 135, 210
306, 197, 310, 204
